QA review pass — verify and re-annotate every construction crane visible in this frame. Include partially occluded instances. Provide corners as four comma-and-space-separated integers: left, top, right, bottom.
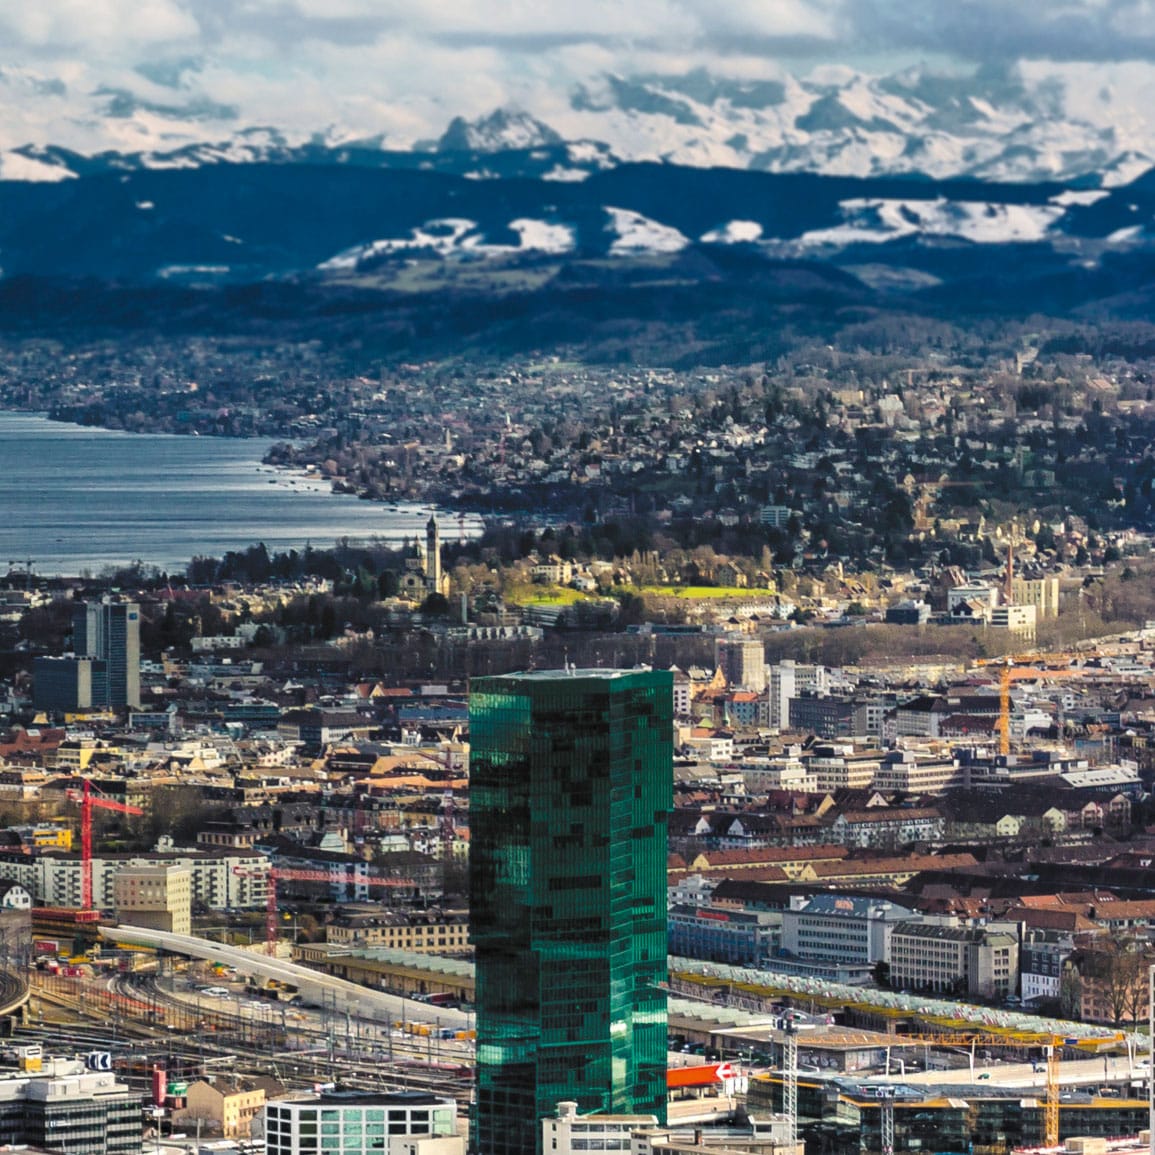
66, 779, 143, 911
782, 1013, 798, 1148
876, 1030, 1123, 1150
235, 865, 414, 955
975, 655, 1084, 756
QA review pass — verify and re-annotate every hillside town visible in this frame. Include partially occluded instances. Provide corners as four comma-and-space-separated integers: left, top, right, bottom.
8, 333, 1155, 1154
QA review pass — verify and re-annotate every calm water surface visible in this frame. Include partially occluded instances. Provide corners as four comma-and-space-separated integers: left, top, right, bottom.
0, 412, 477, 575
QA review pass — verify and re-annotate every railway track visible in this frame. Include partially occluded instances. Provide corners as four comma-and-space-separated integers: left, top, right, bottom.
28, 970, 475, 1111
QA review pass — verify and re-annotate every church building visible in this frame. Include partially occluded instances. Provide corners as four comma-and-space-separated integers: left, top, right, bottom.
398, 515, 450, 600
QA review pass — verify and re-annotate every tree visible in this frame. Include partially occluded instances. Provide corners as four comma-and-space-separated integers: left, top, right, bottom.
420, 592, 450, 617
1069, 931, 1150, 1026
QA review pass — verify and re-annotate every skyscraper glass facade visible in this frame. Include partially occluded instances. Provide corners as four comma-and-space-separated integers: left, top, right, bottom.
72, 600, 140, 709
469, 669, 673, 1155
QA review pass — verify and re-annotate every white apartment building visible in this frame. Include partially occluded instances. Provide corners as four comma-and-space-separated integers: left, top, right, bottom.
0, 848, 269, 911
1021, 935, 1073, 1004
763, 662, 796, 730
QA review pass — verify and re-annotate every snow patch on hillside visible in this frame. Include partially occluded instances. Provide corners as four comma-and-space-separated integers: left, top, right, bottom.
701, 220, 763, 244
1050, 189, 1110, 207
0, 150, 75, 181
604, 206, 689, 254
318, 216, 575, 268
798, 198, 1065, 246
508, 219, 574, 253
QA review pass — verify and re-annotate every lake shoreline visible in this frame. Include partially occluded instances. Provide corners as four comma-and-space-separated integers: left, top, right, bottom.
0, 411, 480, 577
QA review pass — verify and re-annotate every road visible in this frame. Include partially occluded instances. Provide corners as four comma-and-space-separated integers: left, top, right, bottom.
863, 1054, 1143, 1093
101, 925, 473, 1030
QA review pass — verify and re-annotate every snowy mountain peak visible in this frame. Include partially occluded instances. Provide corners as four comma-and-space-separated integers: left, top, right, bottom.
436, 109, 563, 154
3, 63, 1155, 188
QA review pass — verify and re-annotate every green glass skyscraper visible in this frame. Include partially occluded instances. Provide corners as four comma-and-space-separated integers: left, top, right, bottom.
469, 668, 673, 1155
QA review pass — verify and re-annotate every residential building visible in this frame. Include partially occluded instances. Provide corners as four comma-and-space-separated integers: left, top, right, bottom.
175, 1077, 267, 1138
824, 806, 944, 849
781, 894, 913, 967
469, 669, 673, 1155
0, 848, 268, 912
264, 1091, 460, 1155
670, 667, 691, 717
326, 911, 470, 955
1061, 940, 1155, 1025
741, 753, 817, 794
1020, 932, 1075, 1004
889, 920, 1019, 999
113, 864, 191, 936
759, 506, 795, 529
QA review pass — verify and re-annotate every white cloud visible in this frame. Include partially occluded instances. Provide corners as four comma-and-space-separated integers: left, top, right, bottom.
1, 0, 198, 49
3, 0, 1155, 155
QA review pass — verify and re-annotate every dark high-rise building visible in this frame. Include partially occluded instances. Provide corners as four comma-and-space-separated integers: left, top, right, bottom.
469, 668, 673, 1155
72, 599, 140, 709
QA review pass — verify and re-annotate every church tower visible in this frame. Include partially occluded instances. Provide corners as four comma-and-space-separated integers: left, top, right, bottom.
426, 515, 443, 594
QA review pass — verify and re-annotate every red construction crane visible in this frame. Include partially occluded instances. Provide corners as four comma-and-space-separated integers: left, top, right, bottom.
235, 865, 414, 955
66, 779, 144, 911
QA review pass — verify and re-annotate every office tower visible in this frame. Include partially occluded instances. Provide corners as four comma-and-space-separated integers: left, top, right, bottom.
715, 637, 766, 692
73, 599, 140, 709
766, 660, 797, 730
469, 669, 673, 1155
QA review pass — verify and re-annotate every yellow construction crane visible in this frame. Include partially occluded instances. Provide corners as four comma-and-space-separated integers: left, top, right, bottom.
974, 654, 1084, 756
877, 1030, 1123, 1150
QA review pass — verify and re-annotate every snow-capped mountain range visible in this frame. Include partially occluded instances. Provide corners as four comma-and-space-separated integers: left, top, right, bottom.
4, 63, 1155, 188
9, 59, 1155, 315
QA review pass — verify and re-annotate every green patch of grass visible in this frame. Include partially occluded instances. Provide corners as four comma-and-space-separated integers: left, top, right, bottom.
637, 585, 768, 599
505, 583, 588, 607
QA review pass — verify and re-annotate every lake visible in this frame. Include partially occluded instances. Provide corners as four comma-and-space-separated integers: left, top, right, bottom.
0, 412, 479, 576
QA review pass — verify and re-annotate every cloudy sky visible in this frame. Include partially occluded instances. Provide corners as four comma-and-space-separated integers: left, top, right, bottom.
3, 0, 1155, 152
